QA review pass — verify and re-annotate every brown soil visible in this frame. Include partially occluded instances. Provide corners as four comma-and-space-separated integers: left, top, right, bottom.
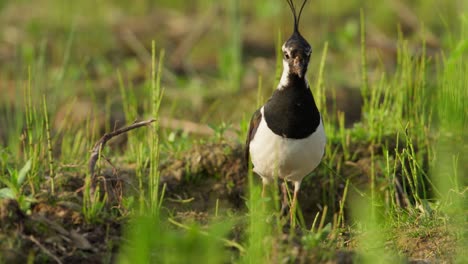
0, 198, 120, 263
395, 225, 459, 263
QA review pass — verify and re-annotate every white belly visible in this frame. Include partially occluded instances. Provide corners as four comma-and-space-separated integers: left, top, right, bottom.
249, 108, 326, 184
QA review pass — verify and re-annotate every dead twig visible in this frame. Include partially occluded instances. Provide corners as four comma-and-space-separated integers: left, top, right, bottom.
160, 117, 213, 136
88, 118, 156, 182
390, 0, 439, 47
160, 117, 237, 139
119, 28, 177, 82
120, 28, 152, 64
26, 235, 63, 264
169, 4, 220, 71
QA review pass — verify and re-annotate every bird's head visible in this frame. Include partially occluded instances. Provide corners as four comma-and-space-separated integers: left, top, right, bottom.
282, 0, 311, 79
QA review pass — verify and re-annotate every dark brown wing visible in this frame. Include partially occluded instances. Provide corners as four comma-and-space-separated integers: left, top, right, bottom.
245, 109, 262, 166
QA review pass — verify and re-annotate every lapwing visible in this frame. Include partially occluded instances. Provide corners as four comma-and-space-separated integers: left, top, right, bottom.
245, 0, 326, 221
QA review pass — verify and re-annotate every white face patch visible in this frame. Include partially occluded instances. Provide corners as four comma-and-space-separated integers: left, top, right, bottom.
278, 46, 292, 89
278, 43, 310, 89
282, 45, 293, 57
278, 60, 290, 89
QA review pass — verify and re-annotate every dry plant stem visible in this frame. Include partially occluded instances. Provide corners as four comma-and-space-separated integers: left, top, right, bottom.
120, 28, 151, 65
160, 117, 237, 139
88, 118, 156, 186
119, 29, 176, 82
26, 235, 63, 264
389, 0, 439, 47
169, 4, 220, 70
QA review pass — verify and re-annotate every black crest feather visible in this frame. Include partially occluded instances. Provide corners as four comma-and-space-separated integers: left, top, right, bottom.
286, 0, 308, 32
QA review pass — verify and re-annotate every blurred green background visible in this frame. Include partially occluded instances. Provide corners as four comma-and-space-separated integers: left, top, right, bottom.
0, 0, 465, 129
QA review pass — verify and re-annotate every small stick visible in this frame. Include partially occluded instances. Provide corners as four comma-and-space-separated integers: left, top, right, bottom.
160, 117, 237, 139
26, 235, 63, 264
88, 118, 156, 178
169, 4, 220, 70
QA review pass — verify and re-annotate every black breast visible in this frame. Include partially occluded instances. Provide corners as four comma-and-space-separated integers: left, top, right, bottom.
263, 76, 321, 139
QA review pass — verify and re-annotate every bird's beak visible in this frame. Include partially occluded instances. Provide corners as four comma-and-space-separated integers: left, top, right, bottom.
292, 56, 308, 78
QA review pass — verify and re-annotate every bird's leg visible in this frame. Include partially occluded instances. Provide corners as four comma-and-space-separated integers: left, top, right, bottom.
261, 177, 270, 198
280, 182, 289, 217
290, 181, 301, 226
261, 179, 271, 211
